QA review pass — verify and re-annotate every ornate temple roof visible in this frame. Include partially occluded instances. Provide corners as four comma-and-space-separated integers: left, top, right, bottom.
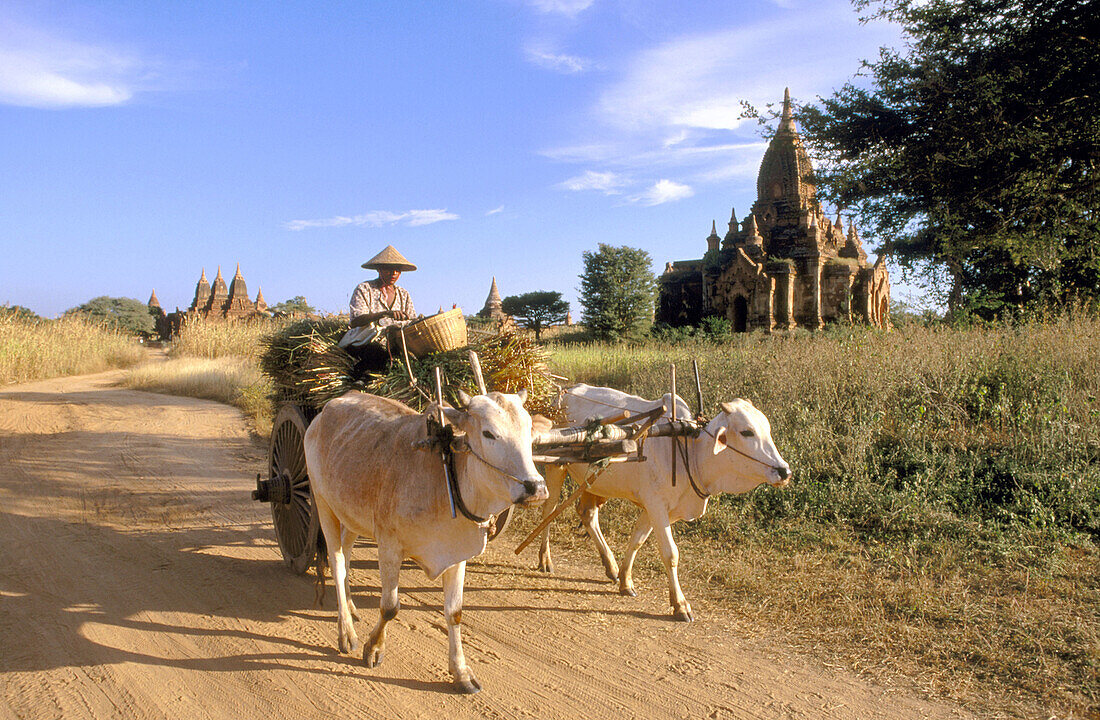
227, 263, 248, 302
755, 88, 817, 213
481, 277, 503, 318
190, 268, 211, 311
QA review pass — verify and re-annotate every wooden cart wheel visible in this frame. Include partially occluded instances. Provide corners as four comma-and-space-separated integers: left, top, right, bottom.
268, 404, 320, 574
487, 505, 513, 542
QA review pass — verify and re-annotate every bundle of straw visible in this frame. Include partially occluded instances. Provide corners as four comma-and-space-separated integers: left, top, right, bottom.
259, 319, 561, 419
259, 318, 366, 407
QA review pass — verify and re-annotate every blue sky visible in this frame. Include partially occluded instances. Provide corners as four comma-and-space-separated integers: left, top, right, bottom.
0, 0, 906, 318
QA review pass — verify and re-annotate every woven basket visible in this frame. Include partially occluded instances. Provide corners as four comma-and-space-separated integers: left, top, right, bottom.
402, 308, 468, 357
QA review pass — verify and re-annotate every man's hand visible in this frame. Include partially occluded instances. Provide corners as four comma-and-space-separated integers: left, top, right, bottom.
389, 310, 411, 321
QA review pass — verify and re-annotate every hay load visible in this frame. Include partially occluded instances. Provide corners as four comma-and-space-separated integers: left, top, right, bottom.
259, 318, 560, 419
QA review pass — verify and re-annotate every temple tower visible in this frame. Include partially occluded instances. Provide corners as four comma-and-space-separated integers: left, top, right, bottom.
752, 88, 819, 226
657, 88, 890, 332
190, 269, 211, 312
204, 267, 229, 317
224, 264, 254, 319
479, 277, 504, 320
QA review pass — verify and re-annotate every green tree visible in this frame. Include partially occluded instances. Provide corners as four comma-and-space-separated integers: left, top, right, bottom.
501, 291, 569, 341
64, 296, 156, 336
796, 0, 1100, 317
0, 304, 41, 322
579, 244, 656, 341
271, 296, 315, 316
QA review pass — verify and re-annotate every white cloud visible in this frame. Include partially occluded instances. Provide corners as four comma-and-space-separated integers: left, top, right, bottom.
0, 19, 150, 108
527, 0, 595, 17
485, 205, 505, 215
284, 209, 459, 231
537, 1, 903, 200
557, 170, 630, 194
524, 46, 592, 74
630, 179, 694, 206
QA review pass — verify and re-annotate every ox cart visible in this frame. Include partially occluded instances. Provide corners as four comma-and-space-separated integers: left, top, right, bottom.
252, 336, 703, 575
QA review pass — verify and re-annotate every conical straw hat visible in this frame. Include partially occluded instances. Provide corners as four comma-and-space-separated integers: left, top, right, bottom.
362, 245, 417, 271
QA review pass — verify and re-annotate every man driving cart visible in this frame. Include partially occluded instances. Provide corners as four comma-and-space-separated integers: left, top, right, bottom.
339, 244, 420, 375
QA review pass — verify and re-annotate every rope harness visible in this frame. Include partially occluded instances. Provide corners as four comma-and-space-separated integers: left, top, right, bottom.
562, 387, 781, 498
425, 415, 530, 527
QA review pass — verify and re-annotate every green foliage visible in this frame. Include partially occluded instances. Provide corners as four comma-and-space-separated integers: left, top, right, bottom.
0, 304, 41, 322
64, 296, 156, 336
270, 295, 315, 316
578, 244, 656, 341
649, 316, 733, 343
501, 290, 569, 340
797, 0, 1100, 317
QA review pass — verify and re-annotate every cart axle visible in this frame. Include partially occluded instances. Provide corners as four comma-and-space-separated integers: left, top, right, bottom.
252, 472, 293, 505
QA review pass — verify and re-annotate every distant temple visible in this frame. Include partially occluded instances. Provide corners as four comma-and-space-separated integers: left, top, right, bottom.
656, 89, 891, 332
478, 277, 506, 321
148, 265, 269, 339
186, 265, 268, 320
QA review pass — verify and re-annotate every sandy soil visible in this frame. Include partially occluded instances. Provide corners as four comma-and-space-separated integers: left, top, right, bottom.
0, 367, 979, 720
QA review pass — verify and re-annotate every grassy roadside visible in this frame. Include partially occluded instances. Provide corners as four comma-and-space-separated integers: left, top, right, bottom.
0, 313, 147, 385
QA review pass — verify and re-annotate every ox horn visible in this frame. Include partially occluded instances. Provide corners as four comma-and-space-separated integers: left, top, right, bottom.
455, 389, 472, 408
720, 401, 735, 415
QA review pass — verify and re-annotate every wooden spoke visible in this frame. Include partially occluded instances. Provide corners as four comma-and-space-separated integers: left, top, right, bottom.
266, 404, 320, 575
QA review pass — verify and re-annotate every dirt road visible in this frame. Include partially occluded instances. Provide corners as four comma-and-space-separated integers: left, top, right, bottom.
0, 368, 976, 719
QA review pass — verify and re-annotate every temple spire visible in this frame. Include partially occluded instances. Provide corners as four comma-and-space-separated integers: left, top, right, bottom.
707, 220, 720, 252
480, 277, 503, 319
778, 87, 795, 134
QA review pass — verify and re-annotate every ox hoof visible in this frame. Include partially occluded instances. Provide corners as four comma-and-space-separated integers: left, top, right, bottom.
364, 646, 384, 668
340, 637, 361, 655
537, 560, 554, 574
619, 587, 637, 598
454, 676, 482, 695
673, 609, 695, 622
604, 568, 619, 583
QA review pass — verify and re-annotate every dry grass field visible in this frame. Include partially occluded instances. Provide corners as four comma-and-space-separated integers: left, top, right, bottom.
0, 312, 146, 385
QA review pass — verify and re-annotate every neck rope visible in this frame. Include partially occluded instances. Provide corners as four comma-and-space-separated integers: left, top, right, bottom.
446, 439, 529, 527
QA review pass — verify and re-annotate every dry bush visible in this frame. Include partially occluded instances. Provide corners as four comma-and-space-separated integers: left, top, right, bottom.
170, 316, 281, 360
0, 314, 146, 385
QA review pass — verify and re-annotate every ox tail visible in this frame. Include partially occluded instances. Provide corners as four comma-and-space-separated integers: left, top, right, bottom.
313, 550, 329, 608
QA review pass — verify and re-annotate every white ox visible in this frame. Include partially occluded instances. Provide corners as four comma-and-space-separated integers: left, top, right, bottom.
304, 390, 548, 694
538, 384, 790, 621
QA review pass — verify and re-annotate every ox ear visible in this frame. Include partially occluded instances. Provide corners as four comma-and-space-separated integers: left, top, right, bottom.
441, 406, 465, 426
455, 389, 472, 407
515, 388, 528, 404
712, 426, 728, 455
720, 401, 735, 416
